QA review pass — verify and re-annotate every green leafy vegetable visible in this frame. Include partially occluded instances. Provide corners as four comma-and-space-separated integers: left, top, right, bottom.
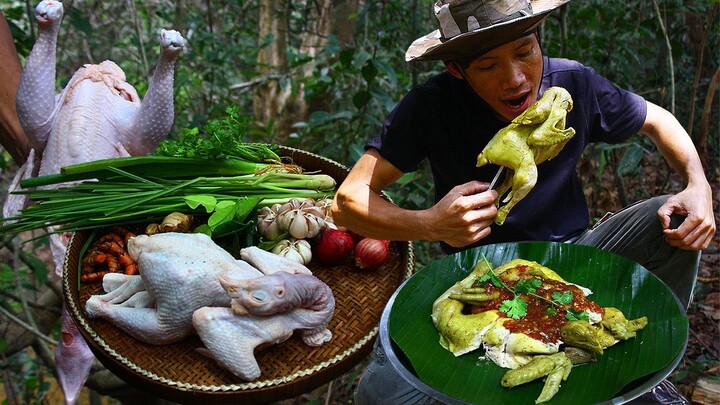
2, 169, 335, 238
514, 278, 542, 294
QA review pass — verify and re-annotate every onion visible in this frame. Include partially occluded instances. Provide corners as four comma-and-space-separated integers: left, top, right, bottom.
354, 238, 390, 271
315, 228, 355, 265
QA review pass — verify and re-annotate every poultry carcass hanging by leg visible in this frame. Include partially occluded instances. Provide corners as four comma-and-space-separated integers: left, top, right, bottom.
1, 1, 186, 403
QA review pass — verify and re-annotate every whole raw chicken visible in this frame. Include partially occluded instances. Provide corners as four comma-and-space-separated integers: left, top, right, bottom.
194, 271, 335, 380
5, 0, 186, 277
1, 1, 186, 404
476, 87, 575, 225
85, 233, 313, 343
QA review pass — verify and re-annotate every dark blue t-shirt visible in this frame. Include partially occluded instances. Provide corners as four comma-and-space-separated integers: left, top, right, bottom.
366, 57, 647, 253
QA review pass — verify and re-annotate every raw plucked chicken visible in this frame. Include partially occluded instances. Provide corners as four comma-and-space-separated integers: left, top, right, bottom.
194, 271, 334, 380
86, 232, 334, 381
1, 1, 185, 403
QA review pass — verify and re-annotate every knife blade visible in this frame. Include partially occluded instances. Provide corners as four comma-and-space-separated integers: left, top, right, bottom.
488, 166, 504, 190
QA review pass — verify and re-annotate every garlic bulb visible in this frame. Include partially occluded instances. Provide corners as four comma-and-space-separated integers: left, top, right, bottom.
277, 199, 326, 239
271, 238, 313, 265
314, 197, 334, 223
256, 203, 283, 240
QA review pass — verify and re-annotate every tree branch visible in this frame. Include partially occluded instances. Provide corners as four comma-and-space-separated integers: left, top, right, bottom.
0, 305, 57, 347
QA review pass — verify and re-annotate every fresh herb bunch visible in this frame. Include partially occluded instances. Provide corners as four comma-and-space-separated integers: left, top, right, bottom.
478, 254, 589, 321
154, 106, 281, 163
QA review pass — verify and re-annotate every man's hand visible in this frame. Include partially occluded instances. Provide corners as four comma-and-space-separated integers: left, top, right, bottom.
657, 185, 716, 250
427, 181, 498, 248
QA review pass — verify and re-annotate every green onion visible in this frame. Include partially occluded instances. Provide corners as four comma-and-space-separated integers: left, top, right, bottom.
2, 157, 335, 238
21, 156, 276, 188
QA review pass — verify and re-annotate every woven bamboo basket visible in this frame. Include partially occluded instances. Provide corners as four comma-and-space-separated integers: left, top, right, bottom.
62, 146, 415, 404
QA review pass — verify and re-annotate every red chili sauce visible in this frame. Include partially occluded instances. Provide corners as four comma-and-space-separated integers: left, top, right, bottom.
469, 264, 604, 344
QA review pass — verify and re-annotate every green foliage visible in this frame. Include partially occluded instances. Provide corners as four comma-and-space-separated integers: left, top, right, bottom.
0, 350, 53, 405
154, 106, 281, 163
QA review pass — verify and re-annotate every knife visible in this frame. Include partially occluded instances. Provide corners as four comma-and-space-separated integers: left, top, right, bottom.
488, 166, 505, 190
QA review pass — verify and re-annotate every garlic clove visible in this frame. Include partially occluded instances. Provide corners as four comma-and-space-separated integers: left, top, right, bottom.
288, 215, 310, 239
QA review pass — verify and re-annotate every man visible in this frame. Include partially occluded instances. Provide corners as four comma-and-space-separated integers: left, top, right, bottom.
331, 0, 715, 403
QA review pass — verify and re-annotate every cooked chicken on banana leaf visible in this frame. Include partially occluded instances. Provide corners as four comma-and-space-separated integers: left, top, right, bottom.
431, 258, 648, 403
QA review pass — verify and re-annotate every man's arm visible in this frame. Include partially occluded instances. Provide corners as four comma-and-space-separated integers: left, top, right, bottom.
0, 11, 28, 165
641, 101, 716, 250
331, 148, 498, 248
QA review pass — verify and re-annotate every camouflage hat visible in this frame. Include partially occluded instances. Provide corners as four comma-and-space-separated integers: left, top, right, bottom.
406, 0, 569, 62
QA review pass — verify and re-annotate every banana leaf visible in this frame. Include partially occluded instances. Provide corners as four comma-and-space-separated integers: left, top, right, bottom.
388, 242, 687, 404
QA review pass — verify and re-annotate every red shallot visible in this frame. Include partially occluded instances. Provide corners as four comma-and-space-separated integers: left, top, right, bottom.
315, 228, 355, 265
354, 238, 390, 271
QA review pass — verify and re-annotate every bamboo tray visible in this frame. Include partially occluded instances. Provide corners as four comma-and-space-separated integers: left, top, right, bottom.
62, 146, 415, 404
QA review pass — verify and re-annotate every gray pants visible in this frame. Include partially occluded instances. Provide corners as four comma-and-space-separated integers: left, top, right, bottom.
355, 196, 699, 405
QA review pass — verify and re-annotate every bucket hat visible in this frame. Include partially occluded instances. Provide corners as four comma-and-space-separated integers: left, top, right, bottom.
406, 0, 570, 62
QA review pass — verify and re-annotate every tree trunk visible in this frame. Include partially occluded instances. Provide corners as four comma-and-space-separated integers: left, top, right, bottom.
253, 0, 360, 142
253, 0, 291, 142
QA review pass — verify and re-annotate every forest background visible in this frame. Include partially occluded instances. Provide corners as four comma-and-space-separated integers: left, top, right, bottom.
0, 0, 718, 404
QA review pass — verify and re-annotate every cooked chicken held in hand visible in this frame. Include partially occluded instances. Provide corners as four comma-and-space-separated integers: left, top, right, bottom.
477, 87, 575, 225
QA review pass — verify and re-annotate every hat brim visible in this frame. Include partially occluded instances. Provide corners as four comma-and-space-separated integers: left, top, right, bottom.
406, 0, 569, 62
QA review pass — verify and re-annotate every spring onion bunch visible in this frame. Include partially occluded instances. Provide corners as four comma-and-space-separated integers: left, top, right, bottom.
1, 158, 335, 238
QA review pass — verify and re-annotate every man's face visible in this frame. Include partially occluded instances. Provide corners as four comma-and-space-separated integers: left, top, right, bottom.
451, 34, 543, 122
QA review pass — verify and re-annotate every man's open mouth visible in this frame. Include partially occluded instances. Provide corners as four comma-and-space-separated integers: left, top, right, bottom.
505, 94, 529, 109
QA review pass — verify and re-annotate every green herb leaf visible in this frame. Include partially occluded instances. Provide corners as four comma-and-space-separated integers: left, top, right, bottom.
207, 200, 237, 229
499, 296, 528, 319
546, 307, 558, 316
552, 291, 575, 305
154, 106, 281, 163
184, 195, 217, 212
566, 308, 590, 321
232, 197, 261, 223
515, 278, 541, 294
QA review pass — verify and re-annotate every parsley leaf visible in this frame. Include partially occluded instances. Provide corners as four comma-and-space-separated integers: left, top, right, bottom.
477, 254, 505, 288
515, 278, 542, 294
154, 106, 281, 163
552, 291, 574, 306
566, 308, 590, 321
500, 296, 528, 320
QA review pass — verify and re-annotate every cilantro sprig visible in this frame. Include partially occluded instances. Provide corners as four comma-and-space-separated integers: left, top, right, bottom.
154, 106, 281, 163
478, 254, 589, 321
